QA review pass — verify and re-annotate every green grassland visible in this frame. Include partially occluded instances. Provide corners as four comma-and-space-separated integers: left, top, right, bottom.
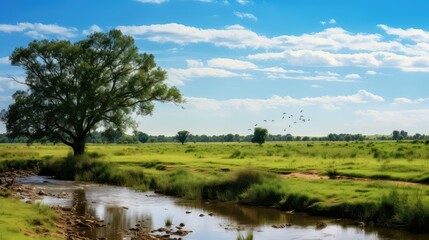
0, 197, 60, 240
1, 141, 429, 232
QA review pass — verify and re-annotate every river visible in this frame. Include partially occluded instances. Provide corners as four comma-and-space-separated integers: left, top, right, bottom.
17, 176, 429, 240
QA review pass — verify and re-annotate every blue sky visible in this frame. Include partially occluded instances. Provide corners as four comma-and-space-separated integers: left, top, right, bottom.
1, 0, 429, 136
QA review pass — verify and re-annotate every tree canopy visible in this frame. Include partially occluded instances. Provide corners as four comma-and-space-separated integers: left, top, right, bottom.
0, 30, 182, 156
176, 130, 189, 145
251, 127, 268, 145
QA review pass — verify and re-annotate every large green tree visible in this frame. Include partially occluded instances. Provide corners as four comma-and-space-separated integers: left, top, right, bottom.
0, 30, 182, 156
251, 127, 268, 146
176, 130, 189, 145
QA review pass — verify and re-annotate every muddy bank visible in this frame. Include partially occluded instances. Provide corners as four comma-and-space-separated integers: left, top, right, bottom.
2, 170, 189, 240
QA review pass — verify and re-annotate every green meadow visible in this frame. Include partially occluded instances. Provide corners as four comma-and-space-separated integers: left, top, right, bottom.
0, 197, 60, 240
1, 141, 429, 232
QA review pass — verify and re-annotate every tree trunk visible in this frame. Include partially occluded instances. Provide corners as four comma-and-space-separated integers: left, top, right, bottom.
72, 140, 86, 156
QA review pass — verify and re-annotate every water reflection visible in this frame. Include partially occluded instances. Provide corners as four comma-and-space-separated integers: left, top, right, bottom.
19, 176, 429, 240
69, 188, 154, 239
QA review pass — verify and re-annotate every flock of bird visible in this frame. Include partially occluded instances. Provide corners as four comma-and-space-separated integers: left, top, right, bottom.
248, 109, 311, 133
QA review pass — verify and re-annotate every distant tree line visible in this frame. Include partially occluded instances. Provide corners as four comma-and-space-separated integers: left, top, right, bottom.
1, 129, 428, 144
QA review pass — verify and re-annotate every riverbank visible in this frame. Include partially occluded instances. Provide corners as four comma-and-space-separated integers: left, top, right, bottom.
1, 169, 193, 240
0, 169, 61, 240
1, 142, 429, 235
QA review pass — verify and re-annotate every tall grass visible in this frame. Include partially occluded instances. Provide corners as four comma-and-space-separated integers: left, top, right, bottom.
39, 154, 150, 188
236, 231, 253, 240
164, 217, 173, 227
375, 190, 429, 231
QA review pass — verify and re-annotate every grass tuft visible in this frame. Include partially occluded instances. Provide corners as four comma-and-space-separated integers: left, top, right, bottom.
236, 231, 253, 240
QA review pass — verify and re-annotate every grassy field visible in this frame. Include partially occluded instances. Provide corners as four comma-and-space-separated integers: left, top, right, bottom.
1, 141, 429, 232
0, 197, 60, 240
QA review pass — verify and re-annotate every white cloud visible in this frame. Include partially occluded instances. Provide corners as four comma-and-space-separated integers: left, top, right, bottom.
320, 21, 326, 25
0, 22, 77, 38
316, 71, 339, 76
82, 24, 103, 35
267, 73, 355, 82
257, 67, 305, 74
207, 58, 257, 69
271, 27, 404, 53
393, 97, 415, 104
378, 24, 429, 43
167, 67, 243, 85
236, 0, 249, 5
0, 76, 27, 90
366, 70, 377, 75
117, 23, 274, 49
329, 19, 336, 24
393, 97, 429, 105
185, 90, 384, 111
186, 59, 204, 67
345, 73, 361, 79
355, 109, 429, 126
115, 23, 412, 53
116, 23, 429, 72
234, 11, 257, 21
0, 57, 9, 64
136, 0, 168, 3
248, 49, 429, 72
311, 84, 323, 88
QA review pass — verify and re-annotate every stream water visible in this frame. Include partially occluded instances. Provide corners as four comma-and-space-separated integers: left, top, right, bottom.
18, 176, 429, 240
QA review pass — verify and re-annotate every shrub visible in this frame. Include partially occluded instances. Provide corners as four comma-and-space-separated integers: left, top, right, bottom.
239, 181, 285, 206
326, 169, 339, 179
237, 232, 253, 240
375, 190, 429, 232
39, 154, 149, 187
230, 150, 241, 158
164, 217, 173, 227
280, 193, 320, 211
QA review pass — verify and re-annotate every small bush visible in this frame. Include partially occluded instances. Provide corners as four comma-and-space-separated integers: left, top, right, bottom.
39, 154, 149, 187
0, 188, 12, 197
375, 190, 429, 232
237, 232, 253, 240
280, 193, 320, 211
239, 181, 285, 206
326, 169, 339, 179
229, 150, 241, 158
164, 217, 173, 227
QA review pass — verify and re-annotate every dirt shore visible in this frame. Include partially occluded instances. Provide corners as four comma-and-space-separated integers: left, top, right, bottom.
1, 169, 189, 240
